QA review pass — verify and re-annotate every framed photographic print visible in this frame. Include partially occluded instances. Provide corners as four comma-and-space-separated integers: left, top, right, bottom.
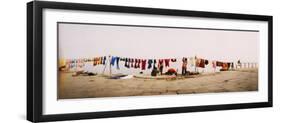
27, 1, 273, 122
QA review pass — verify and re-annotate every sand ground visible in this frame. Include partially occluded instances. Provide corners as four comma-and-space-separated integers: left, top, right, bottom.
58, 68, 258, 99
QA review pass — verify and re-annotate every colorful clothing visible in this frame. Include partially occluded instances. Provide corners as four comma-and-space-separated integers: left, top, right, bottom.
130, 59, 134, 67
147, 59, 153, 69
125, 58, 130, 68
216, 61, 223, 66
158, 59, 164, 68
212, 61, 216, 68
205, 60, 209, 65
196, 58, 205, 68
141, 59, 147, 70
110, 56, 117, 66
102, 56, 106, 65
158, 59, 164, 75
116, 57, 120, 69
164, 59, 170, 67
171, 59, 177, 62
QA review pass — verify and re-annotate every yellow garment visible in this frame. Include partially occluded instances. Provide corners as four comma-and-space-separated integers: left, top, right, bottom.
93, 57, 98, 66
97, 57, 102, 64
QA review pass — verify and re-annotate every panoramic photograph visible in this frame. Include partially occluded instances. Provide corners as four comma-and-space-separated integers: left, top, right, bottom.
57, 22, 259, 99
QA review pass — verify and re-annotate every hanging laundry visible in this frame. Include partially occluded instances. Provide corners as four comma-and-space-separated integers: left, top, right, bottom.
100, 57, 103, 64
158, 59, 164, 75
125, 58, 130, 68
147, 59, 153, 69
171, 58, 177, 62
141, 59, 147, 70
216, 61, 223, 66
212, 61, 216, 68
164, 59, 170, 67
110, 56, 120, 69
97, 57, 102, 65
158, 59, 164, 68
93, 57, 97, 66
227, 63, 231, 69
137, 59, 141, 68
96, 57, 99, 64
102, 56, 106, 65
99, 57, 103, 64
128, 58, 132, 68
134, 59, 138, 68
130, 59, 134, 67
134, 59, 141, 68
116, 57, 120, 69
110, 56, 117, 66
153, 59, 157, 69
230, 62, 234, 69
205, 59, 209, 65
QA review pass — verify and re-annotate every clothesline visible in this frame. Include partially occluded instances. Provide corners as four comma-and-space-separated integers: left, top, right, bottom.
63, 55, 258, 67
63, 55, 246, 64
59, 55, 258, 76
62, 55, 258, 71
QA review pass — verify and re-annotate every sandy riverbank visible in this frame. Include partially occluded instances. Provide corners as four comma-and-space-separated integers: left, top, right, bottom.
58, 68, 258, 99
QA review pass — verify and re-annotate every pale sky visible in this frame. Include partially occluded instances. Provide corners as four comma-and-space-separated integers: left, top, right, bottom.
58, 22, 259, 63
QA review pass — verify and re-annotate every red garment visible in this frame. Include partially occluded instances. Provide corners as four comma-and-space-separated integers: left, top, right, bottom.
158, 59, 164, 68
222, 63, 229, 70
141, 59, 147, 70
167, 68, 176, 73
164, 59, 170, 67
196, 58, 205, 68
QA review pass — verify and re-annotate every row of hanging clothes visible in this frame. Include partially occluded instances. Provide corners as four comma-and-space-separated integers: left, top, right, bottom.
109, 56, 178, 71
181, 57, 235, 74
62, 56, 235, 73
64, 56, 107, 69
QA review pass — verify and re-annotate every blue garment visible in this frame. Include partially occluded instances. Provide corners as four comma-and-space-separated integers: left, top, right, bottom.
110, 56, 116, 65
110, 56, 120, 69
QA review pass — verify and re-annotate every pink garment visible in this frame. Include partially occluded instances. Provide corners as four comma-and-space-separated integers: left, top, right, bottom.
212, 61, 216, 68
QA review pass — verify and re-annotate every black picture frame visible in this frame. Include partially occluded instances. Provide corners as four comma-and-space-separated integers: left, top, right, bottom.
27, 1, 273, 122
